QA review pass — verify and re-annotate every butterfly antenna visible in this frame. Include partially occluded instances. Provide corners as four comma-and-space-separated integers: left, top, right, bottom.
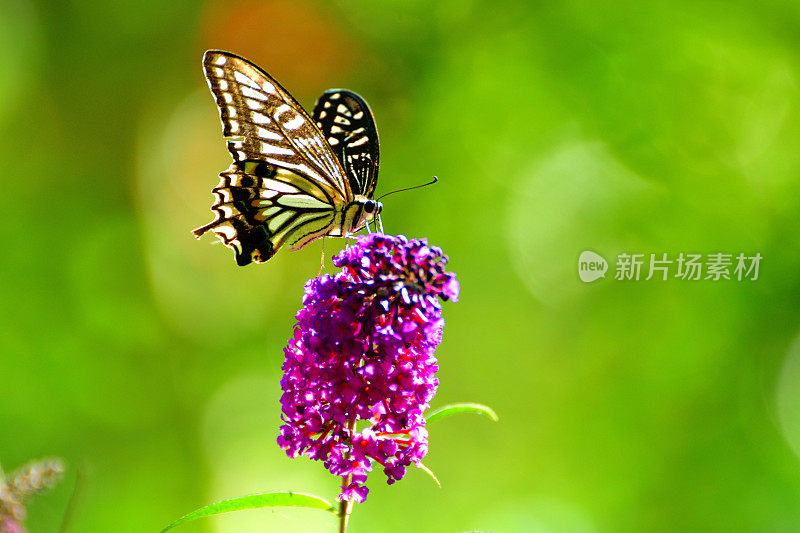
377, 176, 438, 201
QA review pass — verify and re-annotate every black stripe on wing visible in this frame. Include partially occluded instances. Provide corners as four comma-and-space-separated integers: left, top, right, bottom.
312, 89, 380, 198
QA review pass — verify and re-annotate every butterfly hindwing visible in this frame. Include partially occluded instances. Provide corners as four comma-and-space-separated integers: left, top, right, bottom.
192, 160, 338, 265
312, 90, 380, 199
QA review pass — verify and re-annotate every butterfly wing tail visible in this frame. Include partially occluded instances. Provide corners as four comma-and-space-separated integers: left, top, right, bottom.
193, 168, 277, 266
192, 218, 275, 266
192, 223, 214, 239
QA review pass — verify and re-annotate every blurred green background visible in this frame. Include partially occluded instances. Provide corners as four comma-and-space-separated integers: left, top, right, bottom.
2, 0, 800, 531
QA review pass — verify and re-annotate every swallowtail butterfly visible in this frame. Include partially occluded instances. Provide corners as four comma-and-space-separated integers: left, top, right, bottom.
193, 50, 382, 266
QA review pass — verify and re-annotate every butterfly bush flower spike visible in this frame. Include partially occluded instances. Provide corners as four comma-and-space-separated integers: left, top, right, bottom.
278, 234, 459, 503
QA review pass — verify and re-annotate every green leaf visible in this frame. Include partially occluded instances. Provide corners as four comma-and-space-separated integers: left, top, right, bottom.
161, 491, 337, 532
417, 462, 442, 488
426, 403, 499, 424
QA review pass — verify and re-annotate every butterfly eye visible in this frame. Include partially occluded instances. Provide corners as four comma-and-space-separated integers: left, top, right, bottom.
363, 200, 377, 214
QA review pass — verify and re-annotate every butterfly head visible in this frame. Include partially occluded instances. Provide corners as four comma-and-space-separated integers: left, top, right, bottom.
347, 197, 383, 233
363, 199, 383, 218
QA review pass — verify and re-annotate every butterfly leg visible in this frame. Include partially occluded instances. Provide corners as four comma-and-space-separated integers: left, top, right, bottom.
376, 214, 384, 234
318, 237, 326, 275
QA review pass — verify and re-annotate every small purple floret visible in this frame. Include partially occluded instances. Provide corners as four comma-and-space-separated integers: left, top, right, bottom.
278, 234, 458, 503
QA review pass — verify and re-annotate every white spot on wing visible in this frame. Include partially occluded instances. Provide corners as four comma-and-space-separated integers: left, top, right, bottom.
262, 81, 276, 94
241, 86, 267, 101
261, 178, 300, 194
252, 112, 270, 124
328, 137, 340, 145
283, 114, 305, 130
219, 80, 228, 90
348, 136, 368, 147
214, 224, 237, 240
353, 111, 364, 119
261, 142, 296, 156
214, 55, 227, 66
223, 93, 233, 103
214, 226, 236, 244
257, 127, 282, 141
246, 99, 263, 110
234, 70, 260, 89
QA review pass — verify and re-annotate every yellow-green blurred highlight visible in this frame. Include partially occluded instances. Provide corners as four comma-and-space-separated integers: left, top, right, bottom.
2, 0, 800, 530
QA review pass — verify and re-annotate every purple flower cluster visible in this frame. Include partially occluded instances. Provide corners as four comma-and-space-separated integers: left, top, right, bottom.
278, 234, 459, 503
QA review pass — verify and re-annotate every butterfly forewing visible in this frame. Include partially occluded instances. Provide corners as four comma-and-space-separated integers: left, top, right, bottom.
312, 90, 380, 199
195, 50, 362, 266
202, 50, 350, 199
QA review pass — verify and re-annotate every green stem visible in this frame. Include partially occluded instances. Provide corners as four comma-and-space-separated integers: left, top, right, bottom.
338, 495, 353, 533
338, 419, 357, 533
